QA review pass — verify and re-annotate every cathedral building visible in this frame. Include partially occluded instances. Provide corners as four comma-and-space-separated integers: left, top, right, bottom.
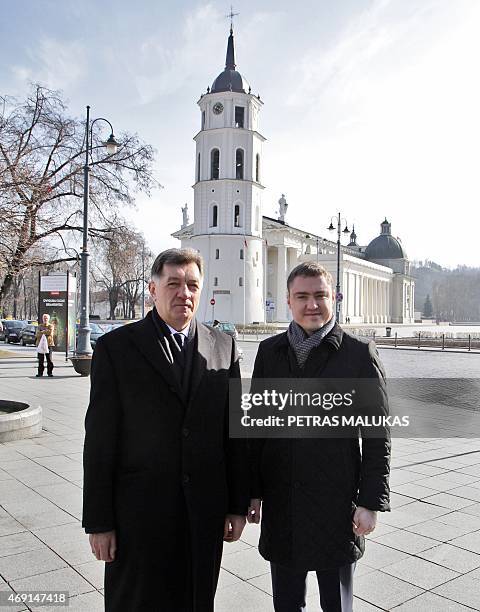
173, 27, 415, 326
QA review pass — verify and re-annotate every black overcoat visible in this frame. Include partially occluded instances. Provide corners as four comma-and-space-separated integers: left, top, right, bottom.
249, 324, 391, 571
82, 312, 249, 611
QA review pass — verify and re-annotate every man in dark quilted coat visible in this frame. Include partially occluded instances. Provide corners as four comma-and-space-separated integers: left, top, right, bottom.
248, 262, 391, 612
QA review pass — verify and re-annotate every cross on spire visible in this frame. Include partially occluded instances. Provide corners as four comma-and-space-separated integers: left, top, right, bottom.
226, 5, 239, 33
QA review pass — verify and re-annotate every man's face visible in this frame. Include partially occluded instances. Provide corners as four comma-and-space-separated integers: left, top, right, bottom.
287, 274, 335, 335
42, 314, 50, 325
149, 262, 203, 330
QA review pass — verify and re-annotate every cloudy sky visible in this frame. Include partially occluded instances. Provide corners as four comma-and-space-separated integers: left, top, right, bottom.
2, 0, 479, 268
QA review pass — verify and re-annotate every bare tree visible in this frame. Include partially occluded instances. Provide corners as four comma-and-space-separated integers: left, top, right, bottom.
92, 226, 152, 319
0, 84, 159, 311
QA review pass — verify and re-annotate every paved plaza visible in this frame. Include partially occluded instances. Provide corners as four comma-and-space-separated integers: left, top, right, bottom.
0, 344, 480, 611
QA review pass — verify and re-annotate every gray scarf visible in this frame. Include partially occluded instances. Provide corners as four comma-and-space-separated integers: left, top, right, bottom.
287, 317, 336, 367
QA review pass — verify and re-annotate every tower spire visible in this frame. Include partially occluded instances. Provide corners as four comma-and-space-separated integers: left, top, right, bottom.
225, 6, 239, 69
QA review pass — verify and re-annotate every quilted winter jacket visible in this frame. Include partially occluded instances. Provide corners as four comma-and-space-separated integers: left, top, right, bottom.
249, 323, 391, 571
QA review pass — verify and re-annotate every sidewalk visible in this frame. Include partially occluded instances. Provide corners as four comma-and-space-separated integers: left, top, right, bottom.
1, 351, 480, 610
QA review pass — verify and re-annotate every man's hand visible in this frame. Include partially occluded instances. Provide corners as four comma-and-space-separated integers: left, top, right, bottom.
223, 514, 246, 542
247, 498, 261, 524
89, 531, 117, 562
352, 506, 377, 536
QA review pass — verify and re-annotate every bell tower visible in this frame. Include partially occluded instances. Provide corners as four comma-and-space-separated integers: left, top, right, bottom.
188, 25, 266, 324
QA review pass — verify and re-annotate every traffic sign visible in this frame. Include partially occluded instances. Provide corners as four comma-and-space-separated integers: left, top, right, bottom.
336, 292, 343, 302
210, 298, 216, 306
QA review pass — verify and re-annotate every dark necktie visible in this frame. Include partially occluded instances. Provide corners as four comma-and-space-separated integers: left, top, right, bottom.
172, 333, 186, 368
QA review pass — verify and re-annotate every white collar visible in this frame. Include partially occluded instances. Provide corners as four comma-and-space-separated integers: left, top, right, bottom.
166, 322, 190, 338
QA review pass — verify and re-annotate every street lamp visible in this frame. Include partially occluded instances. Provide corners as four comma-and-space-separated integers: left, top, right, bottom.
327, 212, 350, 322
77, 105, 119, 355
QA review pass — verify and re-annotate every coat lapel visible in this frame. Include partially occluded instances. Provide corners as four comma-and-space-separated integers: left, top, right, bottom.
188, 322, 214, 405
127, 314, 183, 399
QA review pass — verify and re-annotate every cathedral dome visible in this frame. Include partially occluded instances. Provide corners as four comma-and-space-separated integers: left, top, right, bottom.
365, 219, 406, 260
210, 27, 250, 94
211, 69, 250, 94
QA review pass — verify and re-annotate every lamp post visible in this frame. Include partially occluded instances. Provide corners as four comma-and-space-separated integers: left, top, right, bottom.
327, 212, 350, 322
76, 105, 119, 355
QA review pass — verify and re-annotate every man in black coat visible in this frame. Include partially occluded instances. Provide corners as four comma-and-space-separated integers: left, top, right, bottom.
83, 248, 249, 611
248, 262, 391, 612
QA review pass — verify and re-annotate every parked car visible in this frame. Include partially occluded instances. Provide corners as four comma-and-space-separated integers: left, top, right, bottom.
75, 322, 109, 349
3, 320, 28, 344
204, 321, 239, 340
20, 324, 37, 346
0, 320, 5, 342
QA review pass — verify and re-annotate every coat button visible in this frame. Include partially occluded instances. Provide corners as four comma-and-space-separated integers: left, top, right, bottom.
293, 481, 301, 489
183, 474, 190, 484
182, 428, 190, 437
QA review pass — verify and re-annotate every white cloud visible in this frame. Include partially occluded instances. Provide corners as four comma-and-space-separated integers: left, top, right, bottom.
11, 38, 87, 91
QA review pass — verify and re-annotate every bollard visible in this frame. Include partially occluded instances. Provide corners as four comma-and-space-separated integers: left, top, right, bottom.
442, 333, 445, 350
373, 331, 376, 342
418, 332, 421, 349
469, 334, 471, 352
394, 332, 397, 348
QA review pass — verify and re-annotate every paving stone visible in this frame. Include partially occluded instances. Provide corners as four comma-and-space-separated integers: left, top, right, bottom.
433, 574, 480, 609
381, 555, 458, 589
381, 501, 450, 528
222, 539, 252, 555
405, 518, 477, 542
0, 548, 67, 581
391, 590, 474, 611
422, 492, 477, 510
2, 498, 77, 530
0, 513, 26, 538
10, 567, 94, 598
239, 523, 260, 547
217, 568, 243, 590
352, 597, 384, 611
0, 532, 45, 558
418, 543, 480, 573
389, 492, 416, 508
73, 560, 104, 589
435, 510, 480, 531
449, 530, 480, 554
360, 541, 409, 570
32, 482, 82, 518
373, 529, 438, 554
388, 470, 425, 486
399, 463, 448, 476
354, 570, 423, 609
448, 485, 480, 503
393, 482, 441, 499
220, 547, 270, 580
215, 580, 272, 611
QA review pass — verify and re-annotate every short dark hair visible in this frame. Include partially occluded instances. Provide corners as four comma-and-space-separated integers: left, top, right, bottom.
287, 262, 333, 292
151, 248, 204, 279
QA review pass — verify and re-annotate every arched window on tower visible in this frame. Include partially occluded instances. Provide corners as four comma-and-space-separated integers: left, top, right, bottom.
210, 205, 218, 228
197, 153, 201, 182
256, 153, 260, 182
210, 149, 220, 180
234, 204, 241, 228
236, 149, 244, 180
